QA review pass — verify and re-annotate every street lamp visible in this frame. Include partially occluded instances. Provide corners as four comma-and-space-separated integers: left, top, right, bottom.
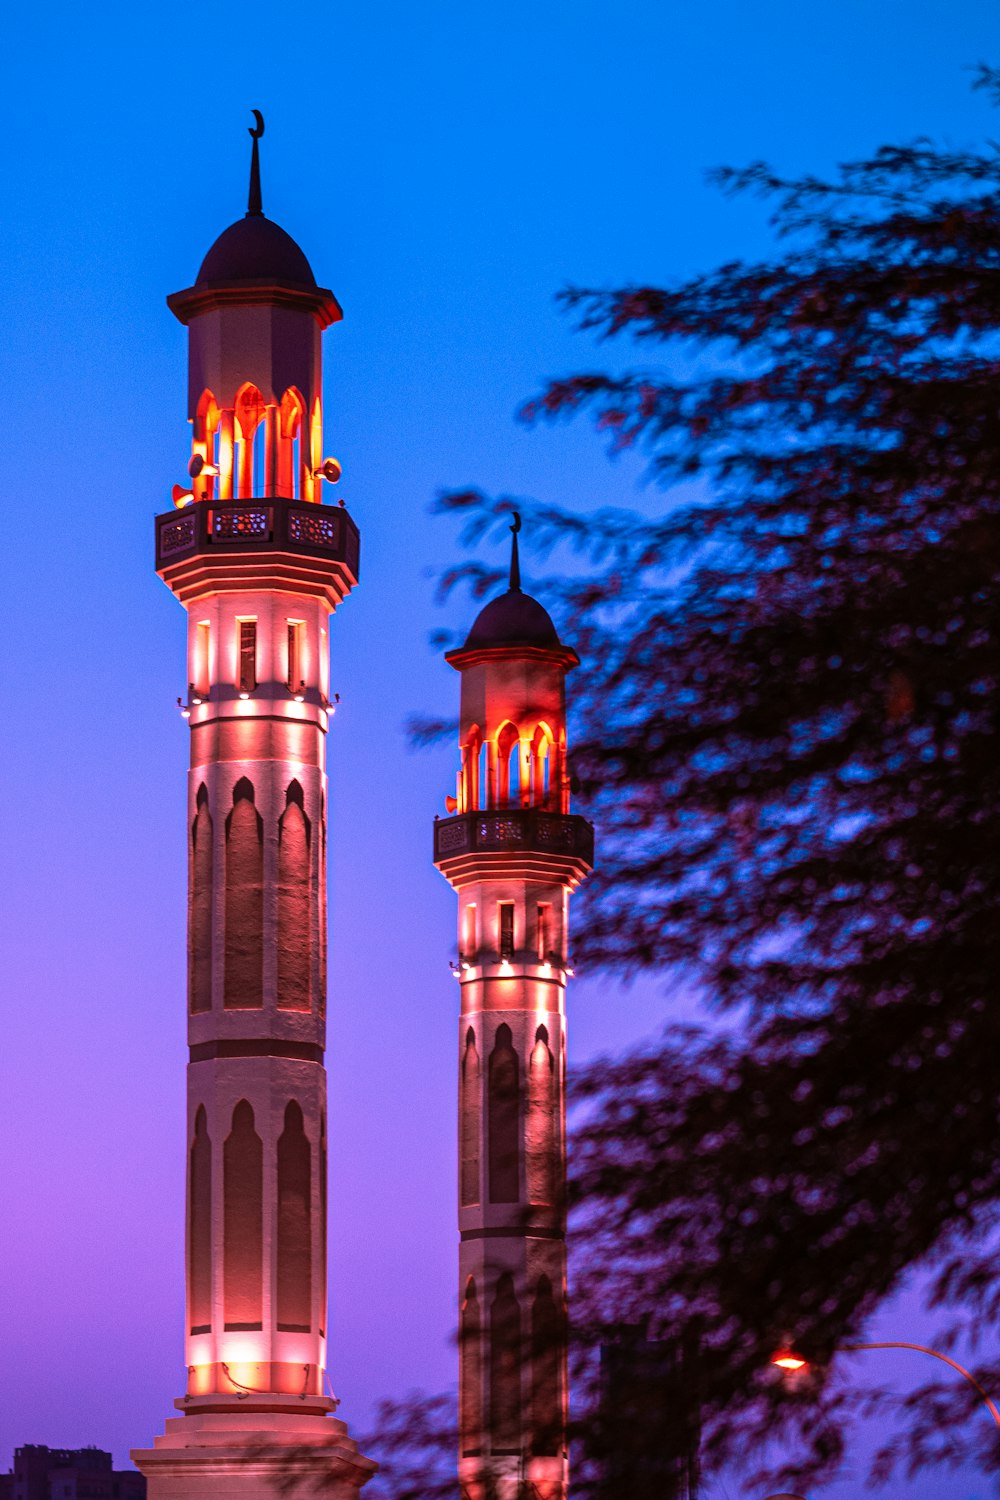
770, 1343, 1000, 1428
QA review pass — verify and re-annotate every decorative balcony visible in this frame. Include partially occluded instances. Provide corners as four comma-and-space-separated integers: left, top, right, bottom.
155, 497, 360, 610
433, 808, 594, 887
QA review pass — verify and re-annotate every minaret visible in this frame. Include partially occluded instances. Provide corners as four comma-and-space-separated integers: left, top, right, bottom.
433, 519, 594, 1500
132, 117, 375, 1500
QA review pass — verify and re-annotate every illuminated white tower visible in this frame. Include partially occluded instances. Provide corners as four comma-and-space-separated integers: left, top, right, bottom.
132, 116, 375, 1500
433, 519, 594, 1500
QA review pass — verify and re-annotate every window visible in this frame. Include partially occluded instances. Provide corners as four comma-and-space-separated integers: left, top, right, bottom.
237, 620, 257, 693
537, 904, 552, 963
498, 902, 514, 961
287, 621, 304, 692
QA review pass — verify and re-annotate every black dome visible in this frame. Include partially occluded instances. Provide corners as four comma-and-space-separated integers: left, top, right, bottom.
463, 589, 562, 650
196, 214, 316, 288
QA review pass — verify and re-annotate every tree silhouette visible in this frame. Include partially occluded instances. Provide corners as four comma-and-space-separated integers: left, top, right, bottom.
418, 64, 1000, 1492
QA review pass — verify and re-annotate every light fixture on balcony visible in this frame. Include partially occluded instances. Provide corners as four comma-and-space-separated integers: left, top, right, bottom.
177, 696, 191, 718
293, 681, 306, 703
189, 683, 203, 706
239, 689, 251, 701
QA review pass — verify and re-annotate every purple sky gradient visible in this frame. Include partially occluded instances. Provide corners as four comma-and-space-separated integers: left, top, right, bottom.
1, 3, 998, 1496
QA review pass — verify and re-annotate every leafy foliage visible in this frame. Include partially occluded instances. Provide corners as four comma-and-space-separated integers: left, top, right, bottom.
430, 71, 1000, 1488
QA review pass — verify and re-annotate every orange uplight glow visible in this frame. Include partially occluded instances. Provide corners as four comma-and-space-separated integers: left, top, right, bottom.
772, 1351, 808, 1371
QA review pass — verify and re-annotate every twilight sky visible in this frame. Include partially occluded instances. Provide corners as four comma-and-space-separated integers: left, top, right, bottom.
1, 3, 998, 1496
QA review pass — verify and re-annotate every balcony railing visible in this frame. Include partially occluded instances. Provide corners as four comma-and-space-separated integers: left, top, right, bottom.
434, 808, 594, 865
155, 496, 360, 578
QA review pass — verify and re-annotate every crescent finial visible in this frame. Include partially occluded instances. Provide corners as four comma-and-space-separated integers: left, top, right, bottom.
508, 512, 522, 590
249, 109, 265, 139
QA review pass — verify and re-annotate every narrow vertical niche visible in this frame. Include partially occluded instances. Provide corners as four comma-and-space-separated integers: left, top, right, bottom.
277, 781, 311, 1011
195, 621, 211, 699
536, 903, 553, 963
498, 902, 515, 962
287, 621, 304, 693
460, 1277, 483, 1457
237, 620, 257, 693
223, 1100, 263, 1329
530, 1275, 563, 1456
489, 1273, 522, 1453
488, 1024, 520, 1203
276, 1101, 312, 1331
460, 1027, 481, 1208
188, 785, 213, 1014
527, 1025, 556, 1207
319, 1112, 328, 1337
224, 778, 263, 1010
188, 1106, 212, 1334
463, 904, 478, 962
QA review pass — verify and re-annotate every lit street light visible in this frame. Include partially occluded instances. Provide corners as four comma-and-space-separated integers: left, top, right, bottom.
770, 1342, 1000, 1428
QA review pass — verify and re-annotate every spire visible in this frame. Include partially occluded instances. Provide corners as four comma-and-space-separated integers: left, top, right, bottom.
247, 109, 265, 217
509, 511, 522, 592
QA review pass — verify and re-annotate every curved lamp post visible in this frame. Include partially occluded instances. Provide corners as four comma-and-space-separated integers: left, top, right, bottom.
771, 1343, 1000, 1428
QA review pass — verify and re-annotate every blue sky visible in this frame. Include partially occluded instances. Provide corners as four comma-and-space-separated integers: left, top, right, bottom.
1, 2, 999, 1495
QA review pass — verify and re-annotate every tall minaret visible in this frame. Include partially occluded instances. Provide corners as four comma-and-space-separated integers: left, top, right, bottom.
133, 118, 375, 1500
433, 519, 594, 1500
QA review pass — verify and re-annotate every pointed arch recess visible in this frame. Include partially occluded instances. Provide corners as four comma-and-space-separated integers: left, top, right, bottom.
277, 781, 312, 1011
189, 785, 213, 1013
531, 1275, 563, 1456
488, 1024, 520, 1204
461, 1027, 481, 1207
188, 1106, 212, 1333
276, 1101, 312, 1331
223, 1100, 263, 1329
527, 1026, 556, 1206
224, 778, 263, 1010
490, 1273, 522, 1453
460, 1276, 483, 1457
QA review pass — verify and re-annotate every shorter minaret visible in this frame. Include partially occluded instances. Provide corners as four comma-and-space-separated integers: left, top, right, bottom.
434, 519, 594, 1500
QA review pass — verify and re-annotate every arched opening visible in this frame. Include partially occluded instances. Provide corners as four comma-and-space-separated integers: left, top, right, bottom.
308, 399, 323, 503
461, 1027, 481, 1207
277, 781, 311, 1011
527, 1025, 556, 1206
496, 722, 521, 808
464, 725, 482, 812
460, 1277, 483, 1457
279, 388, 305, 498
189, 785, 212, 1013
194, 390, 221, 502
223, 1100, 263, 1328
188, 1106, 212, 1333
488, 1024, 520, 1203
530, 724, 554, 808
531, 1275, 563, 1456
490, 1273, 522, 1453
234, 384, 266, 499
224, 778, 263, 1009
276, 1101, 312, 1331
